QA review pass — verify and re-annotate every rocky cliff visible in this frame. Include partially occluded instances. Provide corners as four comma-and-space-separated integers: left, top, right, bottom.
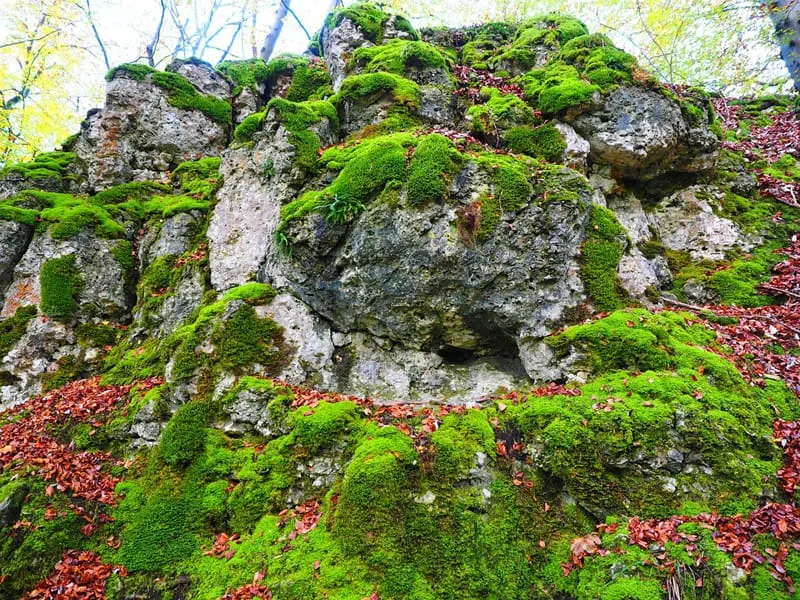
1, 4, 800, 599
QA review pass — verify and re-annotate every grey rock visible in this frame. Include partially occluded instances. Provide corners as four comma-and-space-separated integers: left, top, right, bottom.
322, 17, 373, 91
607, 193, 651, 244
554, 122, 590, 171
0, 316, 77, 409
648, 186, 757, 261
144, 264, 206, 335
650, 255, 673, 288
167, 59, 231, 99
283, 164, 590, 352
0, 482, 29, 528
208, 108, 337, 291
261, 293, 335, 385
419, 85, 458, 127
0, 220, 33, 296
682, 278, 721, 305
617, 249, 660, 300
233, 87, 261, 124
72, 68, 229, 191
2, 229, 132, 320
569, 86, 719, 180
140, 211, 201, 270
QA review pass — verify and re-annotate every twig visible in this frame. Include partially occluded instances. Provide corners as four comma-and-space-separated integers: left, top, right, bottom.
281, 0, 311, 40
760, 284, 800, 300
147, 0, 167, 67
660, 296, 800, 336
82, 0, 110, 70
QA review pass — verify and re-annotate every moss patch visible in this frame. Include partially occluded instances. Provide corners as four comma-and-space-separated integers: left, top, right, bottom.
0, 305, 37, 357
351, 39, 451, 78
580, 204, 628, 311
506, 123, 566, 162
0, 151, 75, 183
40, 255, 84, 320
406, 134, 463, 206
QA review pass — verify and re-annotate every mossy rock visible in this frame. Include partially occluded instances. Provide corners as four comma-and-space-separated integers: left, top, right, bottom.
467, 87, 537, 142
325, 2, 418, 44
40, 254, 84, 320
0, 305, 37, 358
106, 63, 231, 125
351, 39, 453, 83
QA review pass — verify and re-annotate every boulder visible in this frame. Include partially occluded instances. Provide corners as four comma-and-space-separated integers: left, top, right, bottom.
72, 66, 230, 191
569, 86, 720, 180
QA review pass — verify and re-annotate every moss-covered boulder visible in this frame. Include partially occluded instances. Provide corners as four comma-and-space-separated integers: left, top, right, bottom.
74, 62, 231, 191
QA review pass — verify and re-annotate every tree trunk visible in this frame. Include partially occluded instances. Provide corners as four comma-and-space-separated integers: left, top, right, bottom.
766, 0, 800, 90
259, 0, 290, 63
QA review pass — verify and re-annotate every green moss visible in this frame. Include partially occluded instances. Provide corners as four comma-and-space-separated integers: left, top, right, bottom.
105, 62, 156, 81
150, 70, 232, 125
76, 322, 120, 348
2, 190, 127, 239
279, 132, 413, 233
489, 14, 589, 70
406, 134, 463, 205
332, 72, 421, 113
233, 110, 266, 142
111, 239, 134, 274
212, 304, 282, 374
0, 150, 75, 181
581, 204, 628, 311
467, 87, 536, 139
216, 58, 270, 92
92, 181, 170, 205
288, 400, 361, 453
351, 39, 451, 78
538, 75, 599, 114
546, 309, 727, 381
0, 305, 36, 357
161, 402, 211, 467
40, 254, 84, 320
476, 152, 534, 213
115, 478, 204, 572
265, 98, 339, 170
172, 157, 222, 200
101, 337, 166, 385
430, 410, 495, 481
333, 425, 419, 553
506, 124, 566, 162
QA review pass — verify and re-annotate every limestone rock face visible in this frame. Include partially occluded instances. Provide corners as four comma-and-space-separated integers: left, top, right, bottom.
282, 175, 590, 352
0, 221, 32, 293
322, 17, 373, 90
570, 86, 720, 180
208, 108, 337, 292
167, 59, 232, 99
648, 185, 757, 261
72, 66, 230, 191
1, 229, 132, 321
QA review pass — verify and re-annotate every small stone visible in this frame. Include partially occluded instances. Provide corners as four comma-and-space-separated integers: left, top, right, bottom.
415, 491, 436, 505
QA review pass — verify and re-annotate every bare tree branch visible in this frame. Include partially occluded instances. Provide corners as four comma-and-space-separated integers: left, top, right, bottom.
281, 0, 311, 40
260, 0, 290, 62
147, 0, 167, 67
80, 0, 110, 70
